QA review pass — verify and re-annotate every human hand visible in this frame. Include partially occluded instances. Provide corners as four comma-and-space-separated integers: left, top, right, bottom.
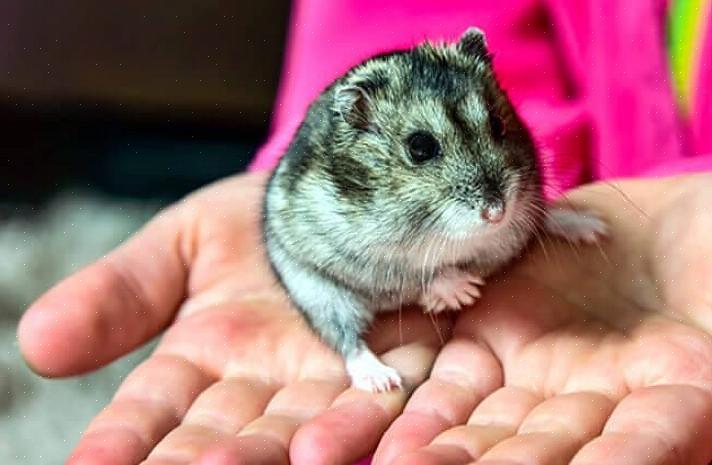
372, 173, 712, 465
19, 172, 712, 465
18, 172, 448, 465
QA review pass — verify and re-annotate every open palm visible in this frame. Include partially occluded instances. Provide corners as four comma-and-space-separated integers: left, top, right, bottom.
18, 172, 712, 465
374, 175, 712, 465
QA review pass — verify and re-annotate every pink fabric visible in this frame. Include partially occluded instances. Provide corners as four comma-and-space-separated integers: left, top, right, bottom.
693, 18, 712, 156
247, 1, 712, 464
249, 0, 712, 185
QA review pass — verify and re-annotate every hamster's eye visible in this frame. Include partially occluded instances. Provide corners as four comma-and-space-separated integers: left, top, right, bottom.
406, 131, 441, 163
489, 112, 506, 142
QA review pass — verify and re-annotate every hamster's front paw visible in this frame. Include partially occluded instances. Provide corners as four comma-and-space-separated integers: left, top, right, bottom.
545, 208, 608, 244
419, 269, 484, 314
346, 347, 402, 393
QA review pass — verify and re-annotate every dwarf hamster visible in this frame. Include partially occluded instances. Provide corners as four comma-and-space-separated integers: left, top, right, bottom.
262, 28, 606, 392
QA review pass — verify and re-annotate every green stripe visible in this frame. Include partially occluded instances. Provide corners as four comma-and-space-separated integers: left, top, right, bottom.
668, 0, 707, 110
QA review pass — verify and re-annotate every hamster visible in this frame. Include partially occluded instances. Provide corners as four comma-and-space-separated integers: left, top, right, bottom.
262, 28, 606, 392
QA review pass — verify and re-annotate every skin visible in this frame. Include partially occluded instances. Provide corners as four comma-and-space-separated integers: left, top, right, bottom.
17, 171, 712, 465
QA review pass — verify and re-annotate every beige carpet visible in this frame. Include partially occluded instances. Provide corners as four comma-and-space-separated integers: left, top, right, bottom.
0, 192, 159, 464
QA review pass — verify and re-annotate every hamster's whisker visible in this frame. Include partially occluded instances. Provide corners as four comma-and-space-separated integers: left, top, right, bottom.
546, 216, 585, 258
582, 158, 649, 219
426, 229, 449, 348
528, 200, 610, 264
521, 216, 551, 263
592, 236, 611, 264
539, 184, 580, 212
420, 231, 437, 295
540, 176, 644, 232
411, 203, 452, 297
601, 180, 649, 219
428, 309, 445, 346
511, 200, 556, 260
398, 300, 404, 347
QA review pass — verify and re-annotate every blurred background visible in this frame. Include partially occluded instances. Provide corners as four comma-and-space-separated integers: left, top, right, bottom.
0, 1, 290, 463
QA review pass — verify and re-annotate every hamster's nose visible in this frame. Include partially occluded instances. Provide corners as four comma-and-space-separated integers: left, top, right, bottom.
481, 202, 506, 224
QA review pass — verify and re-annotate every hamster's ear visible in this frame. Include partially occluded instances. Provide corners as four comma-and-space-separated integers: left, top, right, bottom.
457, 27, 491, 63
333, 84, 371, 129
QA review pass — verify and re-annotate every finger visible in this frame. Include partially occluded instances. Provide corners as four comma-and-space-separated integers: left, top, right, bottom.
191, 379, 345, 465
67, 354, 214, 465
181, 378, 278, 435
517, 391, 614, 440
644, 177, 712, 333
290, 342, 438, 465
191, 435, 290, 465
391, 387, 541, 465
145, 378, 279, 464
472, 391, 614, 465
571, 385, 712, 465
18, 205, 189, 377
373, 338, 502, 465
397, 427, 511, 465
623, 317, 712, 394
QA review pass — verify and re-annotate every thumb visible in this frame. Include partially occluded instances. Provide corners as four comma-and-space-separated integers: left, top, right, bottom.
647, 177, 712, 334
18, 204, 191, 377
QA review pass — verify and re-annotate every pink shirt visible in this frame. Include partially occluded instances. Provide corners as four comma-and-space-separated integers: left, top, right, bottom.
249, 0, 712, 188
247, 1, 712, 463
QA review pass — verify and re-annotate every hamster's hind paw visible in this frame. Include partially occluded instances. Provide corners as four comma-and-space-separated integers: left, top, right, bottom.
544, 208, 608, 244
346, 347, 402, 393
419, 269, 484, 314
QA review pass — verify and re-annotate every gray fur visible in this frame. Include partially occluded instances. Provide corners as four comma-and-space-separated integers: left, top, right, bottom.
263, 28, 545, 367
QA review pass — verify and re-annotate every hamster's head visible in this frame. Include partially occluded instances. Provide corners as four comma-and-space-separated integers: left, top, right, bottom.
325, 28, 543, 259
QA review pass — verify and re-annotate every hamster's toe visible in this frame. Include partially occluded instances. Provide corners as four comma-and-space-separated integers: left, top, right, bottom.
346, 347, 402, 393
545, 208, 608, 244
420, 269, 483, 314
